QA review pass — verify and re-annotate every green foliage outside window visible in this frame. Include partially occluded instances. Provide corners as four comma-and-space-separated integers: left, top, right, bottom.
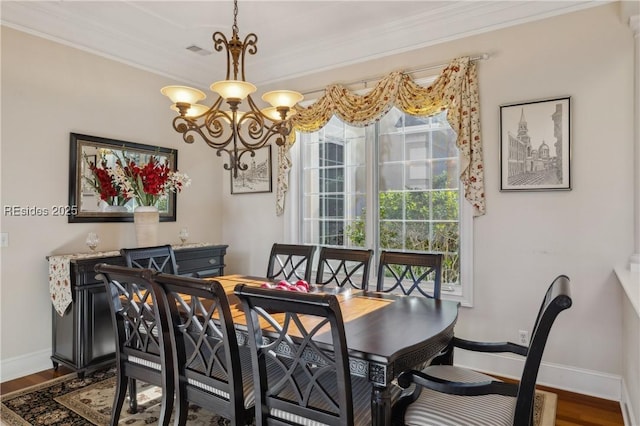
345, 171, 460, 284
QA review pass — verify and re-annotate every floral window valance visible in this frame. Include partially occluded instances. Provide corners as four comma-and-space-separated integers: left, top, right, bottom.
275, 56, 485, 217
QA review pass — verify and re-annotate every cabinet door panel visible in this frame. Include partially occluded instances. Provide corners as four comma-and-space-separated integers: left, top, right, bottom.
87, 285, 115, 361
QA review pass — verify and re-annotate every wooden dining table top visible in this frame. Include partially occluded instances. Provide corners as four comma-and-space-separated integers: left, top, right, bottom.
211, 274, 460, 367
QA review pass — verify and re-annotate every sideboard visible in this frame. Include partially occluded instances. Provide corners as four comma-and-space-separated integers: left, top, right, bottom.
49, 244, 228, 377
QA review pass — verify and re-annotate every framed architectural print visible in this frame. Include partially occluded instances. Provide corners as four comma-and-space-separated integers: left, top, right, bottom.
500, 96, 571, 191
230, 145, 273, 194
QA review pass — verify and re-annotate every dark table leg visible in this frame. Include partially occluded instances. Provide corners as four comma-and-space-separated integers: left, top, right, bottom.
371, 384, 391, 426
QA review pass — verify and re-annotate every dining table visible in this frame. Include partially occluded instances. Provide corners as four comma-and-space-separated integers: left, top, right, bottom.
210, 274, 460, 426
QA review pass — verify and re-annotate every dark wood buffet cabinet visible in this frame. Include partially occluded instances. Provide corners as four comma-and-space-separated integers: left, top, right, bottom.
49, 244, 228, 377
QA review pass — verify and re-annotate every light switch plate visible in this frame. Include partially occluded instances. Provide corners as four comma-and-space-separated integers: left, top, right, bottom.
1, 233, 8, 247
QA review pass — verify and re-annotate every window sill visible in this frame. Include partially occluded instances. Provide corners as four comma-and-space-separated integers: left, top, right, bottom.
615, 264, 640, 318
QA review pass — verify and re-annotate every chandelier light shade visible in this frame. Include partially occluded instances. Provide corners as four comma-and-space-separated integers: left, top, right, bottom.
161, 0, 303, 178
160, 86, 206, 105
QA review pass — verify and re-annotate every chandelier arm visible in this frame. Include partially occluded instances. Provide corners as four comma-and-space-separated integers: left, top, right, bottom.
246, 94, 275, 122
236, 147, 256, 172
240, 33, 258, 82
212, 31, 232, 80
235, 122, 287, 150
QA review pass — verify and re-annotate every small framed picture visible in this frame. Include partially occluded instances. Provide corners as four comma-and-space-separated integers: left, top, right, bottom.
500, 96, 571, 191
231, 145, 273, 194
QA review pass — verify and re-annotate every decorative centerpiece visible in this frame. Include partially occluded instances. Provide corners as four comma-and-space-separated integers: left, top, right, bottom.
84, 152, 191, 247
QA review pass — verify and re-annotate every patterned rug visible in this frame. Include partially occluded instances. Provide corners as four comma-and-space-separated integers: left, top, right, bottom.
0, 367, 231, 425
1, 366, 557, 425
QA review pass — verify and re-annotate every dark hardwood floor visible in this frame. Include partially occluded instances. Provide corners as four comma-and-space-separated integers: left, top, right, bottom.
0, 367, 625, 425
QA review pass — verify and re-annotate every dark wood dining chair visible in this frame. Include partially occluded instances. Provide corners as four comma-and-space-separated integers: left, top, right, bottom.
315, 247, 373, 290
234, 284, 376, 426
374, 251, 443, 299
154, 273, 255, 426
121, 244, 178, 274
119, 244, 178, 410
94, 263, 174, 426
266, 243, 316, 283
392, 275, 572, 426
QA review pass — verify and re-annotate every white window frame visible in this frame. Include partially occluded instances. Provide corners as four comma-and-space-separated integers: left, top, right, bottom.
283, 89, 473, 307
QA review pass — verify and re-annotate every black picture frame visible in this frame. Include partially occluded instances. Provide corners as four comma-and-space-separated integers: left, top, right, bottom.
68, 133, 178, 223
499, 96, 571, 191
230, 145, 273, 194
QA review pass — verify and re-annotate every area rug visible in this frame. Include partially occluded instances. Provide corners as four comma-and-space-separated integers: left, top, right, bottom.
0, 367, 230, 425
1, 367, 557, 425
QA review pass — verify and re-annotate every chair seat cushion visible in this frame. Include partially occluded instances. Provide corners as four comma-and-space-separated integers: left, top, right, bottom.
404, 366, 516, 426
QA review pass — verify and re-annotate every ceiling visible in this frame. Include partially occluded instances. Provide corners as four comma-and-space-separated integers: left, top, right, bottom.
1, 1, 607, 90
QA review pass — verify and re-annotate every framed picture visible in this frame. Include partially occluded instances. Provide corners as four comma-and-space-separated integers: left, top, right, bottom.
500, 96, 571, 191
231, 145, 273, 194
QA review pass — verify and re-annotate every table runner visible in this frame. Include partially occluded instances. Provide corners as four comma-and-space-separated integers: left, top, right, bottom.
48, 242, 213, 316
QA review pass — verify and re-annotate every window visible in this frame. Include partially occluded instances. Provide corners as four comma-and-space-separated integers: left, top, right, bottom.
295, 107, 472, 304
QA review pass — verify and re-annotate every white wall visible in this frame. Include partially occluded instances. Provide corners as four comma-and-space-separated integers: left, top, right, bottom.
0, 27, 224, 379
221, 3, 636, 399
1, 2, 635, 402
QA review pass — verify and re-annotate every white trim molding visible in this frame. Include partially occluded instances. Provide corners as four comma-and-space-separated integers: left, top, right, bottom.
630, 13, 640, 271
455, 350, 622, 401
1, 348, 52, 382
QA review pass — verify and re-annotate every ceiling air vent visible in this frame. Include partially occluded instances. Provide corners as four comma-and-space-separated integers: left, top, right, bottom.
186, 45, 212, 56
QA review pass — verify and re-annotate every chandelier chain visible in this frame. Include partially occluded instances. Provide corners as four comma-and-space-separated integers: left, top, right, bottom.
232, 0, 239, 36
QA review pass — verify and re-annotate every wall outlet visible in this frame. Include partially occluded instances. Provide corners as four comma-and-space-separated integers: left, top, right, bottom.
518, 329, 529, 345
0, 233, 8, 248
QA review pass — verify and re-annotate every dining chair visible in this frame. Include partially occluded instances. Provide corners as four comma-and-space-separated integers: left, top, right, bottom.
234, 284, 377, 426
119, 244, 178, 410
94, 263, 174, 426
154, 273, 255, 425
266, 243, 317, 283
121, 244, 178, 274
392, 274, 572, 426
315, 247, 374, 290
375, 251, 443, 299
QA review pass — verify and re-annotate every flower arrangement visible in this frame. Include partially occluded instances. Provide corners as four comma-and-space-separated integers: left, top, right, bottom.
84, 152, 191, 208
85, 156, 130, 206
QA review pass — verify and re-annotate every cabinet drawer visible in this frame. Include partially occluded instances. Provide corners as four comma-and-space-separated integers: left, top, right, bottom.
175, 245, 227, 276
72, 256, 124, 286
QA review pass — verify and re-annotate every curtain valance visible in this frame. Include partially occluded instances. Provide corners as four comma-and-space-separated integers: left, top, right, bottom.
276, 56, 485, 217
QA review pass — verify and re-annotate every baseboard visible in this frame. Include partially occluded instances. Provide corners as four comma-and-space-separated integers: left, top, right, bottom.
621, 379, 640, 426
0, 349, 52, 383
455, 351, 622, 401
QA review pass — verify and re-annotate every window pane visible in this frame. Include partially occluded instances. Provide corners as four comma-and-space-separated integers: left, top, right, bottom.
379, 163, 404, 191
379, 191, 404, 220
406, 191, 431, 220
432, 190, 459, 220
379, 134, 404, 162
380, 221, 403, 250
405, 221, 431, 251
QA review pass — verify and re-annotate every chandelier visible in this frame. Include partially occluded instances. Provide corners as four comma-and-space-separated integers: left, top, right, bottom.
161, 0, 303, 178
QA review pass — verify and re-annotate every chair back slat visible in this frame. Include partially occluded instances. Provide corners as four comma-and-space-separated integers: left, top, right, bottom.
376, 251, 443, 298
234, 284, 354, 426
121, 244, 178, 274
316, 247, 373, 290
266, 243, 317, 283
